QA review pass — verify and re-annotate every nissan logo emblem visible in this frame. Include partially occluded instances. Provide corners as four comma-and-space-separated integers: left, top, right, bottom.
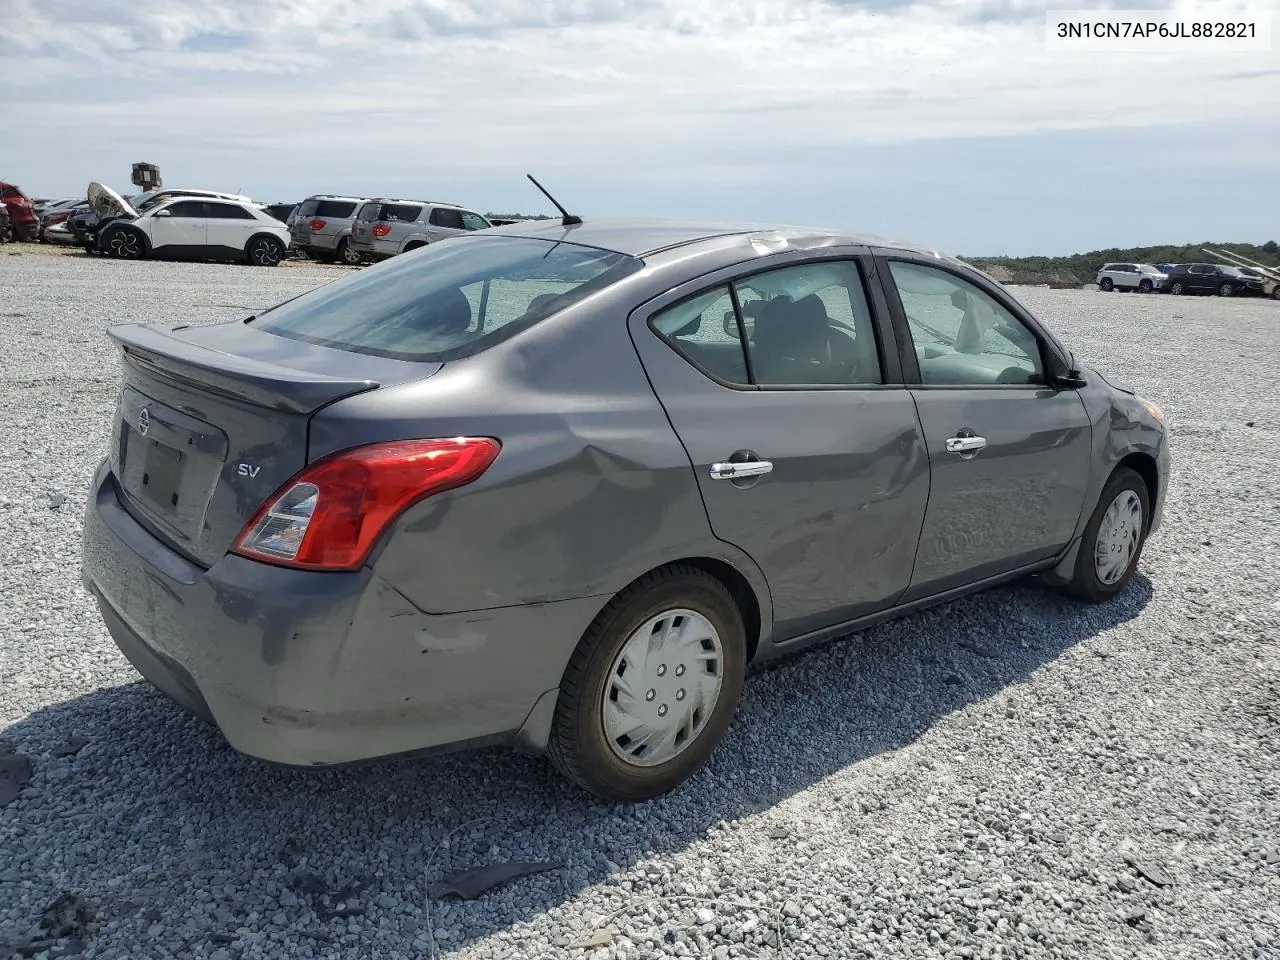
137, 407, 151, 437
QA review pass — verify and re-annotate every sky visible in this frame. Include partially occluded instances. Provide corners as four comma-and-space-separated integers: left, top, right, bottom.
2, 0, 1278, 255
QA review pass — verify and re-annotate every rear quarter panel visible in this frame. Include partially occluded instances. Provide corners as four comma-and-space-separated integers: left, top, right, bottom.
308, 274, 765, 620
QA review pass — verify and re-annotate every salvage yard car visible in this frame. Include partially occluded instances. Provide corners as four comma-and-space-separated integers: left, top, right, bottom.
88, 182, 290, 266
81, 217, 1170, 801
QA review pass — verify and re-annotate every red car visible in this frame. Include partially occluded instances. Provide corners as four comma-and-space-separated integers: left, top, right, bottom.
0, 182, 39, 241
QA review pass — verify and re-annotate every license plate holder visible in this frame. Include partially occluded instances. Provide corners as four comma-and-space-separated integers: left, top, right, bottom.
139, 440, 185, 513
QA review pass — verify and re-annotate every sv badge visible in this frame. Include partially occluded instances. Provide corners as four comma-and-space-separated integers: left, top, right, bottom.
237, 463, 261, 478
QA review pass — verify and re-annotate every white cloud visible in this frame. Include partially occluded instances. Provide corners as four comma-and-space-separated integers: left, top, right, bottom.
2, 0, 1278, 219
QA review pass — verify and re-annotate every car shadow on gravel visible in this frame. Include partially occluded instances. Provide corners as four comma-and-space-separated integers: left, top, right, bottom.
1, 574, 1152, 954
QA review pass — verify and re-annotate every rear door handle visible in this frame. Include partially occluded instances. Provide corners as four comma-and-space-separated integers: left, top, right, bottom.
945, 436, 987, 454
710, 460, 774, 480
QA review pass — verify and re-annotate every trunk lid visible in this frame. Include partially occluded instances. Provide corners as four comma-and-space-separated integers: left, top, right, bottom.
106, 320, 441, 567
87, 181, 139, 221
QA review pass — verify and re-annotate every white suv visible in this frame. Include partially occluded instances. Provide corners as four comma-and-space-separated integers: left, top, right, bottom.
1096, 263, 1167, 293
89, 183, 290, 266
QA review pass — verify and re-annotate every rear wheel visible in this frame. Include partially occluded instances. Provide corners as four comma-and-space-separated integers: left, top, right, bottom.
547, 565, 747, 802
335, 237, 361, 265
1064, 467, 1150, 603
103, 225, 146, 260
1218, 282, 1234, 297
247, 235, 284, 267
1272, 287, 1280, 301
1099, 277, 1114, 291
1138, 279, 1153, 293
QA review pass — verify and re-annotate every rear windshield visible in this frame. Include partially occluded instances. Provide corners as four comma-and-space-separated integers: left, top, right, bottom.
298, 199, 319, 217
314, 199, 357, 218
252, 236, 643, 362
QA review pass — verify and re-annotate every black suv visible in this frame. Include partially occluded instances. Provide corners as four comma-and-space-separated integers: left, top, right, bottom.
1166, 263, 1265, 297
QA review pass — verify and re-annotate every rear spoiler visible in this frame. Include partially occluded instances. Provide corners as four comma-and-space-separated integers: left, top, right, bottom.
108, 323, 378, 414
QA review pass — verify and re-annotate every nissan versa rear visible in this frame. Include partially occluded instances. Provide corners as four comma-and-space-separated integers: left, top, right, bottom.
82, 218, 1170, 802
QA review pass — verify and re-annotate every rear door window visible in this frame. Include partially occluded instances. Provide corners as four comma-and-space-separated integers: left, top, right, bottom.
164, 201, 207, 218
314, 200, 357, 218
430, 208, 465, 229
253, 236, 642, 362
460, 211, 490, 231
650, 287, 748, 384
298, 199, 320, 218
382, 203, 422, 223
356, 202, 381, 221
205, 203, 254, 219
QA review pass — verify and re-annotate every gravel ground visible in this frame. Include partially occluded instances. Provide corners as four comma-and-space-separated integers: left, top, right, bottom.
1, 247, 1277, 960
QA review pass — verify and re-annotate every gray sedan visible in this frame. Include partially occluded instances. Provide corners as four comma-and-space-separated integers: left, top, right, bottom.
80, 218, 1170, 801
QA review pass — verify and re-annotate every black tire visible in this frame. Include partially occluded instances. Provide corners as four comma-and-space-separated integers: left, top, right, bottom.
247, 235, 284, 267
1218, 282, 1233, 297
1099, 277, 1113, 291
403, 241, 426, 253
1170, 281, 1184, 295
102, 225, 146, 260
1064, 467, 1150, 603
547, 565, 747, 802
1138, 279, 1153, 293
335, 238, 361, 265
1272, 287, 1280, 301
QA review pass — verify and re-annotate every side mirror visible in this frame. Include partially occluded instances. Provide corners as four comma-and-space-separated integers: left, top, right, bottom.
1047, 350, 1086, 389
153, 209, 171, 217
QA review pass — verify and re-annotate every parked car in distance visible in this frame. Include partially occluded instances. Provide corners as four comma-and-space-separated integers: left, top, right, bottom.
0, 181, 40, 241
81, 217, 1171, 802
288, 195, 367, 265
89, 183, 290, 266
262, 203, 298, 223
1095, 263, 1167, 293
1165, 263, 1266, 297
349, 198, 491, 260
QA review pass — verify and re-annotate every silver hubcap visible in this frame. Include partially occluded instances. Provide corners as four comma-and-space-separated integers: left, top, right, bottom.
254, 241, 280, 265
1094, 490, 1142, 585
602, 608, 724, 768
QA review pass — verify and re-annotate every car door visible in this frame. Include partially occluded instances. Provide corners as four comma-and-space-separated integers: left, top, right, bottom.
875, 254, 1092, 600
628, 252, 931, 641
147, 199, 207, 254
1186, 265, 1214, 292
204, 201, 257, 255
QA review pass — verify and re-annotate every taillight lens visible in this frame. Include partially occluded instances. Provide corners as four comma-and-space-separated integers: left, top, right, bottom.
231, 438, 500, 572
308, 218, 327, 231
372, 224, 391, 238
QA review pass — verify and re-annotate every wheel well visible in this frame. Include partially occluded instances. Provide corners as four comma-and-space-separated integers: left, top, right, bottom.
246, 232, 283, 249
403, 240, 426, 251
1116, 452, 1158, 527
674, 557, 763, 662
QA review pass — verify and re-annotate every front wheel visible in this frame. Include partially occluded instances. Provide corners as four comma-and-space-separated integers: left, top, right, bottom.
1272, 287, 1280, 301
1218, 282, 1234, 297
1099, 277, 1114, 291
1064, 467, 1150, 603
1138, 279, 1153, 293
103, 226, 145, 260
1170, 281, 1184, 295
547, 565, 747, 802
247, 236, 284, 267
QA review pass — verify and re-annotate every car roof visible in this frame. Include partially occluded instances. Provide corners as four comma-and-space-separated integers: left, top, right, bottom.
306, 194, 365, 202
483, 216, 951, 259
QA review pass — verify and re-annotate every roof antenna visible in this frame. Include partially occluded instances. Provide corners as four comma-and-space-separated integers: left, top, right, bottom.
526, 174, 581, 226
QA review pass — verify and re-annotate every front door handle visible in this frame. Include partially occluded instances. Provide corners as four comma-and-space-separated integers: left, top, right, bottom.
945, 435, 987, 454
710, 460, 774, 480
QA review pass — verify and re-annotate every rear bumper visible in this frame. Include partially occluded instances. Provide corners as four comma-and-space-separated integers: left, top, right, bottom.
81, 461, 596, 765
349, 237, 395, 258
299, 233, 341, 253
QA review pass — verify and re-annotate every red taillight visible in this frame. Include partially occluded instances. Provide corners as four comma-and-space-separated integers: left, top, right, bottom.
371, 223, 392, 238
231, 438, 501, 572
308, 218, 327, 231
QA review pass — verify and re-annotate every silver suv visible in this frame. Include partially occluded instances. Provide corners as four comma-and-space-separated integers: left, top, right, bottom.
349, 199, 491, 260
1096, 263, 1167, 293
290, 195, 366, 265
